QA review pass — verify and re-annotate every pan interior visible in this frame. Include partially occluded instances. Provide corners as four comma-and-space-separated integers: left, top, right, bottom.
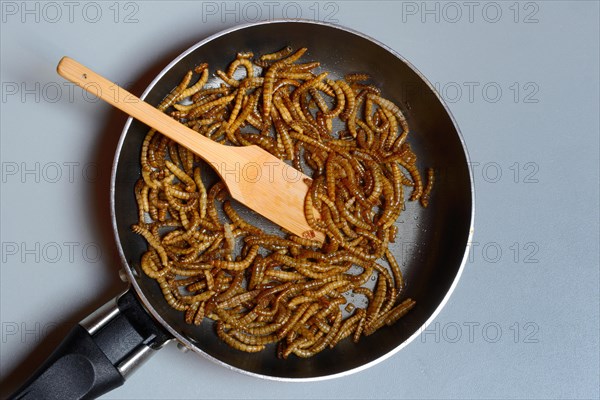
112, 21, 472, 379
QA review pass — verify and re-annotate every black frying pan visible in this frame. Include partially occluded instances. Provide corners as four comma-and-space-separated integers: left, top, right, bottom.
10, 20, 474, 400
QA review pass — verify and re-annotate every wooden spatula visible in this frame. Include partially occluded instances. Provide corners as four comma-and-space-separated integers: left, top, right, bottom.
57, 57, 324, 243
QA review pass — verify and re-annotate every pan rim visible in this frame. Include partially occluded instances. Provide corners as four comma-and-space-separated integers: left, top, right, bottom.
109, 18, 475, 382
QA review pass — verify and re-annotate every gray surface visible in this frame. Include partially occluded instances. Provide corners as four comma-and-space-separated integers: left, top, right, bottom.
1, 1, 598, 399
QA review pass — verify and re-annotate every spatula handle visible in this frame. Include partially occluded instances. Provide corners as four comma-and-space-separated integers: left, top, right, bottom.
57, 56, 324, 243
56, 56, 223, 161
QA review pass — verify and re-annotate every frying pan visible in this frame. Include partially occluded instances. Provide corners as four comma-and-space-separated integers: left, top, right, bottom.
10, 20, 474, 399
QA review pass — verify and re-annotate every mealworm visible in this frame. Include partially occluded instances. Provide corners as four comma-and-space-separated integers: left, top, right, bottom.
420, 167, 435, 208
177, 65, 209, 101
211, 245, 259, 271
331, 308, 365, 347
158, 70, 192, 111
259, 45, 293, 62
216, 321, 265, 352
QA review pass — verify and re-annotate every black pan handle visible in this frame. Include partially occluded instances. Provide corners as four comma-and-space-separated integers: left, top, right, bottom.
9, 288, 172, 400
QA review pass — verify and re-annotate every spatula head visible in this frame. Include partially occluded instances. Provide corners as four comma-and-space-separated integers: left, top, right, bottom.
212, 145, 325, 243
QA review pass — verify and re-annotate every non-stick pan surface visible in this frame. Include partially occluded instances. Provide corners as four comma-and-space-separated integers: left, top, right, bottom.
112, 20, 473, 380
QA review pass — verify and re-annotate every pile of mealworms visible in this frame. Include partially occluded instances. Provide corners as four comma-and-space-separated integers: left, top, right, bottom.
132, 46, 434, 358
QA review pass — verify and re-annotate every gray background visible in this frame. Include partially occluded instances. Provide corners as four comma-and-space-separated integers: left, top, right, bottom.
1, 1, 598, 399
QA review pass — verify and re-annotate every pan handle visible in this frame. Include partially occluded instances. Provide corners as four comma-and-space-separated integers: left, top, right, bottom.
9, 288, 172, 400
